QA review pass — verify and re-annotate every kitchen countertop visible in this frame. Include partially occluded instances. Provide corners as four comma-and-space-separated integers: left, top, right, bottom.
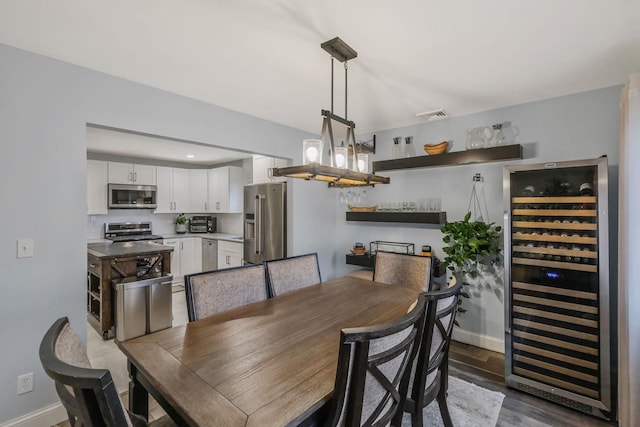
162, 232, 243, 242
88, 241, 174, 259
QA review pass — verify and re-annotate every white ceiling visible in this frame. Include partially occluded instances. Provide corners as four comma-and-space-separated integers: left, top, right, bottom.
2, 0, 639, 161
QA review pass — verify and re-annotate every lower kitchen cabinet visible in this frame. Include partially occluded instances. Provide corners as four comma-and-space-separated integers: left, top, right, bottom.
164, 237, 202, 283
218, 240, 243, 268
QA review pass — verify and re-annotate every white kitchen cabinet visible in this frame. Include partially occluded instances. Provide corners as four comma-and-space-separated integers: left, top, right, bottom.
165, 236, 202, 283
108, 161, 156, 185
87, 160, 108, 215
207, 166, 243, 213
188, 169, 209, 213
218, 240, 243, 268
156, 166, 189, 213
252, 155, 287, 184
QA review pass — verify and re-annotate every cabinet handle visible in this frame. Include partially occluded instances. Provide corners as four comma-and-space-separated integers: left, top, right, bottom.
128, 172, 133, 182
205, 202, 208, 211
89, 263, 98, 268
134, 172, 137, 182
181, 241, 183, 250
216, 201, 220, 210
226, 255, 230, 265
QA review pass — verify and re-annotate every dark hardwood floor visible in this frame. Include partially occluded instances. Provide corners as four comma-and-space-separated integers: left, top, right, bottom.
449, 341, 616, 427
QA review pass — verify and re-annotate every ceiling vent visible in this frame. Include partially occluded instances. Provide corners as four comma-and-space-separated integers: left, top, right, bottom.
416, 109, 448, 121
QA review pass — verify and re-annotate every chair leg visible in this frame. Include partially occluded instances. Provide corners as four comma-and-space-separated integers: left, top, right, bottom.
436, 392, 454, 427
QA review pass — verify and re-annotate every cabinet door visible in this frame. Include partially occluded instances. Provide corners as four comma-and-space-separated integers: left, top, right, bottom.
155, 166, 174, 213
164, 238, 181, 283
218, 241, 243, 268
132, 164, 157, 185
180, 237, 197, 277
107, 161, 134, 184
209, 166, 243, 213
172, 168, 190, 213
188, 170, 209, 213
87, 160, 108, 215
207, 168, 224, 213
252, 155, 271, 184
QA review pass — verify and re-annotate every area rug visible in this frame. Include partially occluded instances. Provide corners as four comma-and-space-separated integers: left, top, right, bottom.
402, 376, 505, 427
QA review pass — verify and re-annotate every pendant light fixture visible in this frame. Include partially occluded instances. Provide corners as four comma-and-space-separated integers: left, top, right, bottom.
272, 37, 390, 187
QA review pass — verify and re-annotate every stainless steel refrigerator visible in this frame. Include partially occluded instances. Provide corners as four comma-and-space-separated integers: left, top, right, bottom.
243, 182, 286, 264
503, 157, 612, 420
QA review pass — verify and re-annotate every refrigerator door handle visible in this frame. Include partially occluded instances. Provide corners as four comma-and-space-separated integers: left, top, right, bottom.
503, 209, 512, 334
255, 194, 263, 255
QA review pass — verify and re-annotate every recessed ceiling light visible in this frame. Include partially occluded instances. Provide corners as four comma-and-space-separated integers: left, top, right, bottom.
186, 154, 195, 159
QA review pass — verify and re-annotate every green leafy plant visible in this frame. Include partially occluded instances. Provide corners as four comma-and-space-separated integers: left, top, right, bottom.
174, 213, 187, 225
440, 211, 502, 320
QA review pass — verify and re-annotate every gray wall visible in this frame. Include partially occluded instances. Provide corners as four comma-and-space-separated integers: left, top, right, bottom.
332, 86, 621, 346
0, 43, 335, 422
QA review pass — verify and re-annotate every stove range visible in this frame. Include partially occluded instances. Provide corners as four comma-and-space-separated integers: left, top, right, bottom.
104, 222, 163, 244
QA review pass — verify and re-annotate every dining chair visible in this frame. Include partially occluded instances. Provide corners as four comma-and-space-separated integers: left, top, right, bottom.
373, 251, 434, 293
39, 317, 175, 427
264, 253, 321, 297
393, 277, 462, 427
184, 263, 268, 322
323, 294, 427, 427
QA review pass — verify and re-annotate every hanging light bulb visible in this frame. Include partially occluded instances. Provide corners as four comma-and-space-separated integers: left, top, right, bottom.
333, 146, 348, 169
302, 139, 323, 165
356, 153, 369, 173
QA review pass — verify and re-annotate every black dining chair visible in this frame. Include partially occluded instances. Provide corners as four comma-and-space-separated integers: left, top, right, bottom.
39, 317, 175, 427
394, 277, 462, 427
264, 253, 321, 297
184, 263, 269, 322
323, 294, 427, 427
373, 251, 434, 293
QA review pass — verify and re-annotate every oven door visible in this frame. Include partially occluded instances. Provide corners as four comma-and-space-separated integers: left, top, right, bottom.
108, 184, 157, 209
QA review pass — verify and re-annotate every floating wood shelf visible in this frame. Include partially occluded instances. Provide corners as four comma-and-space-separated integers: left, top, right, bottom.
372, 144, 523, 173
345, 211, 446, 224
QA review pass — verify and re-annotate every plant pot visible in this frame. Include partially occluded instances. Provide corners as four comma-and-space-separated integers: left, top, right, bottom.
175, 224, 187, 234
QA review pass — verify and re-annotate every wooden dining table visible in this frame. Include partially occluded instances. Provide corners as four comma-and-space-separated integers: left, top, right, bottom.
116, 275, 419, 426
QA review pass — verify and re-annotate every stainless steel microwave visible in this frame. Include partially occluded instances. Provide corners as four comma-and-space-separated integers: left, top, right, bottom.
108, 184, 157, 209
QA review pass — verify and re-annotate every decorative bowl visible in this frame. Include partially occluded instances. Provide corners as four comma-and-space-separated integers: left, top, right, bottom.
423, 141, 450, 155
348, 204, 377, 212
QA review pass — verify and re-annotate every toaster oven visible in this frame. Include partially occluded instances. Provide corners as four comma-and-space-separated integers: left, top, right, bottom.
189, 216, 216, 233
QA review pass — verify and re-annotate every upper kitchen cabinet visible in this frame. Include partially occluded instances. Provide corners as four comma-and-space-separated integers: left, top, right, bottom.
252, 155, 287, 184
188, 169, 209, 213
108, 161, 157, 185
208, 166, 243, 213
156, 166, 189, 213
87, 160, 108, 215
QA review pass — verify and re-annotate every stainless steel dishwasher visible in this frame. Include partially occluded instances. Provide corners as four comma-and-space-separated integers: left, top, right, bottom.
202, 238, 218, 271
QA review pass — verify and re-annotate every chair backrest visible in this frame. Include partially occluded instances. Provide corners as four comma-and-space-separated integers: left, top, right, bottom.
39, 317, 133, 427
265, 253, 321, 297
408, 278, 462, 409
184, 263, 269, 322
373, 252, 433, 293
324, 294, 427, 427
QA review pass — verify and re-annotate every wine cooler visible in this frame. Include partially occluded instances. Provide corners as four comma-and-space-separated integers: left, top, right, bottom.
503, 157, 612, 420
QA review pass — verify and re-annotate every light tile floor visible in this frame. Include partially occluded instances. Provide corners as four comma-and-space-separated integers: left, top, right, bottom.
55, 285, 188, 426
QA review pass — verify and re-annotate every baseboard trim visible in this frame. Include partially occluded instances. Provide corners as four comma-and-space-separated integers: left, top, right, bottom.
453, 329, 505, 354
0, 402, 67, 427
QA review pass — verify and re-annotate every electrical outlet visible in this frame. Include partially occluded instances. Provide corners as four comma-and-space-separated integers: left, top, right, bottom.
17, 372, 33, 395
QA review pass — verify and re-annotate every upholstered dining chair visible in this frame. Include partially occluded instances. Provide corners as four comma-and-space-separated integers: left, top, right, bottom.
393, 277, 462, 427
264, 253, 321, 297
373, 251, 434, 293
39, 317, 175, 427
323, 294, 427, 427
184, 263, 269, 322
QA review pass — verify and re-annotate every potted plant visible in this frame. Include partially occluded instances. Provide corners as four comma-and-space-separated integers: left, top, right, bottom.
440, 211, 502, 319
174, 213, 188, 234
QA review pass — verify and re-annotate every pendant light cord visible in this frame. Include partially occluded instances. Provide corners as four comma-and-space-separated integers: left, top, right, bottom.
344, 61, 348, 120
